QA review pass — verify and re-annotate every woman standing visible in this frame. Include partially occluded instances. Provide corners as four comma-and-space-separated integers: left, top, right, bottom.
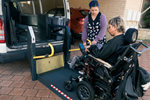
82, 0, 107, 49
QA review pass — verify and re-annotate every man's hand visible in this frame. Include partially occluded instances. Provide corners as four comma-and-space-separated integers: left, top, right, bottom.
83, 42, 87, 46
85, 46, 90, 52
91, 40, 97, 45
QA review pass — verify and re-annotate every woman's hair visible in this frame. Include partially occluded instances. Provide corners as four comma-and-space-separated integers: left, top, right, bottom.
108, 16, 125, 33
89, 0, 99, 8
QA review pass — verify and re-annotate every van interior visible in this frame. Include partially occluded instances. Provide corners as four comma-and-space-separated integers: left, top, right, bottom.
3, 0, 68, 50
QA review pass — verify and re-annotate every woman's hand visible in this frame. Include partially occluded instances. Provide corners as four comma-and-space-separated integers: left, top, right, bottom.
91, 40, 97, 45
83, 42, 87, 46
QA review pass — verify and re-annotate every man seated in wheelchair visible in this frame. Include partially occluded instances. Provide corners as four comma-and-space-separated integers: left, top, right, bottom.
71, 16, 127, 73
67, 16, 150, 100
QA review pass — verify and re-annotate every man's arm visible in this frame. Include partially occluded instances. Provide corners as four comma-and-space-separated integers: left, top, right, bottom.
88, 41, 113, 60
89, 35, 124, 60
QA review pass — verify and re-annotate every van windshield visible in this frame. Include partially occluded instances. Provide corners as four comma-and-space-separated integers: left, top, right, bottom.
79, 10, 89, 17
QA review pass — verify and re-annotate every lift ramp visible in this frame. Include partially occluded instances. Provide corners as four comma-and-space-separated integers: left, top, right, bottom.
38, 68, 80, 100
26, 24, 81, 100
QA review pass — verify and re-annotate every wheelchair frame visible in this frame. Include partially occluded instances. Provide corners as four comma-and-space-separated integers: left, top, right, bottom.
64, 41, 149, 100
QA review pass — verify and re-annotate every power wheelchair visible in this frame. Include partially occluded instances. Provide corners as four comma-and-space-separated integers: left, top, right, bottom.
64, 28, 149, 100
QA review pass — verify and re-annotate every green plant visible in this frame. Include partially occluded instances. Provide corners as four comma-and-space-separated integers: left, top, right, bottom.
143, 3, 150, 27
143, 9, 150, 27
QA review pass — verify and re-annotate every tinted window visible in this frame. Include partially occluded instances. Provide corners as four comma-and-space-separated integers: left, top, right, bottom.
46, 9, 57, 16
56, 9, 64, 16
79, 10, 89, 17
20, 1, 34, 14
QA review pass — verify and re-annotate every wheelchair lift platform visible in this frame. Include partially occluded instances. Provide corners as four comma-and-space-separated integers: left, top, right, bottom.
26, 25, 81, 100
38, 68, 80, 100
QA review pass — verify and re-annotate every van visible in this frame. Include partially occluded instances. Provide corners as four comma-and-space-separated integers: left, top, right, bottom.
0, 0, 70, 63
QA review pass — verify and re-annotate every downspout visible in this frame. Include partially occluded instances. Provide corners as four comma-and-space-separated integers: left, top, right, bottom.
141, 6, 150, 15
123, 0, 128, 30
138, 0, 144, 28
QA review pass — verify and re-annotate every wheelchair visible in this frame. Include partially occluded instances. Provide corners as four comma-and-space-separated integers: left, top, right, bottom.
64, 28, 149, 100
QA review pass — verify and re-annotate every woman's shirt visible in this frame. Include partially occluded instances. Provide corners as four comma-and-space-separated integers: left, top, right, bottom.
82, 13, 107, 44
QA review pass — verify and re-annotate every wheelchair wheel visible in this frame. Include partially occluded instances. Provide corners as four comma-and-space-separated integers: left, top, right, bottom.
76, 81, 95, 100
64, 80, 73, 91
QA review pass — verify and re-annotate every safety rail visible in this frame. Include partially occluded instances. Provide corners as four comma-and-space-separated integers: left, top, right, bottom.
33, 43, 54, 59
69, 39, 91, 52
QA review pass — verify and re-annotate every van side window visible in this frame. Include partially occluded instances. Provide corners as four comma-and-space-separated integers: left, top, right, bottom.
57, 9, 64, 16
20, 1, 34, 14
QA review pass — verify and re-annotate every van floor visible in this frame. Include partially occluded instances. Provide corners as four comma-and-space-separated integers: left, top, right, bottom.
7, 39, 63, 49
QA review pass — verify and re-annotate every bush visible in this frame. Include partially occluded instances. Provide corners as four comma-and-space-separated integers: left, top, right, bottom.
143, 9, 150, 27
143, 4, 150, 27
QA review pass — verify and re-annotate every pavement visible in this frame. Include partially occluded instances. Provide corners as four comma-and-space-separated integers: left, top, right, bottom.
0, 40, 150, 100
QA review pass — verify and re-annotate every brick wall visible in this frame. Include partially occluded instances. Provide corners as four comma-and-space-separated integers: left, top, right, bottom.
68, 0, 126, 21
68, 0, 90, 9
98, 0, 126, 40
68, 0, 126, 40
125, 0, 142, 11
68, 0, 143, 40
138, 28, 150, 40
124, 0, 143, 30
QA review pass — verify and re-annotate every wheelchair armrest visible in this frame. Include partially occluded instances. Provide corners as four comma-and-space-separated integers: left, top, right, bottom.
88, 54, 113, 69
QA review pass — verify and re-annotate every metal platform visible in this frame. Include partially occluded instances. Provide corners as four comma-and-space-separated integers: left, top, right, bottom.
38, 68, 80, 100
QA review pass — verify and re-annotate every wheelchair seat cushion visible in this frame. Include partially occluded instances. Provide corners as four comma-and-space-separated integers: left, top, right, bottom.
88, 54, 113, 69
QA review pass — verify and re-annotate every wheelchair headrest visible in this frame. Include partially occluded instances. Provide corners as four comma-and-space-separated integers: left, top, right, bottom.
124, 28, 138, 45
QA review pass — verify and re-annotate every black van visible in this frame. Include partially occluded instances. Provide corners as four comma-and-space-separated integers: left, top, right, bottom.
0, 0, 70, 63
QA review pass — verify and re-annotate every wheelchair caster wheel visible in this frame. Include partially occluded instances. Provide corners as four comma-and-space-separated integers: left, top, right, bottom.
76, 81, 95, 100
64, 80, 73, 91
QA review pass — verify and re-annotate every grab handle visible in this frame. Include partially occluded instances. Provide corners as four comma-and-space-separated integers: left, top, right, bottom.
69, 39, 91, 52
33, 43, 54, 59
130, 42, 149, 54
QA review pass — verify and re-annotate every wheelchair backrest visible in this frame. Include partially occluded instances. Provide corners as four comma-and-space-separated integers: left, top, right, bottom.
107, 28, 138, 65
108, 28, 139, 76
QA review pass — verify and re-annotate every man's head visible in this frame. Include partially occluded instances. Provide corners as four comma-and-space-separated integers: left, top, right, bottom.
89, 0, 99, 16
108, 16, 125, 36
